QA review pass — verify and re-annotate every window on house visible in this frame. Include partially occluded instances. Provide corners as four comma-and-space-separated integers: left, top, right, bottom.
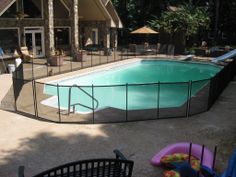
0, 2, 17, 18
0, 29, 19, 52
54, 28, 70, 50
92, 28, 98, 44
23, 0, 42, 18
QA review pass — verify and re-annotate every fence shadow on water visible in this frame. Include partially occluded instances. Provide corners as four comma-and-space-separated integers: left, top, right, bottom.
11, 48, 236, 124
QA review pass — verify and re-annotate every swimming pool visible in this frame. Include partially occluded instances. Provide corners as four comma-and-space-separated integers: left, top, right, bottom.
42, 60, 222, 113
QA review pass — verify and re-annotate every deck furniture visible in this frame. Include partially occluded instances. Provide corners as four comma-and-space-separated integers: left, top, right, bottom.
0, 47, 18, 73
74, 50, 87, 62
18, 150, 134, 177
18, 47, 33, 62
49, 55, 64, 66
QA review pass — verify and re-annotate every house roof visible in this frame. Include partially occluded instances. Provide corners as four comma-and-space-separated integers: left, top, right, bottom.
104, 1, 123, 28
0, 0, 122, 28
0, 0, 16, 16
78, 0, 117, 27
101, 0, 109, 6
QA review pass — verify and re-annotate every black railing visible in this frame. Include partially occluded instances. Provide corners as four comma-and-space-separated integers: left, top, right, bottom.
11, 48, 236, 124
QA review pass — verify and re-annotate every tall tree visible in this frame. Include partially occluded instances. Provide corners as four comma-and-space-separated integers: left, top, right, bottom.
149, 3, 210, 53
112, 0, 168, 44
112, 0, 236, 46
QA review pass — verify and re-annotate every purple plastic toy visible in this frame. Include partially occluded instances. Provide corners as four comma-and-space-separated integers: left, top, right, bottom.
151, 142, 214, 169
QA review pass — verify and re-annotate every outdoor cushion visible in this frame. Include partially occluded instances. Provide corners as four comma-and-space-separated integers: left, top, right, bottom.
163, 170, 181, 177
160, 153, 200, 171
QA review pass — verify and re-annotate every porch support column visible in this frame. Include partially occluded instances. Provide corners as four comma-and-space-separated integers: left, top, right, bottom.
48, 0, 55, 55
45, 0, 55, 56
71, 0, 79, 54
16, 0, 25, 47
104, 26, 110, 49
114, 30, 118, 48
111, 29, 118, 49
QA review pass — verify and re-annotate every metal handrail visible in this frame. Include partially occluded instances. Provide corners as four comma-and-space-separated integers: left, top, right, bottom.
68, 85, 99, 115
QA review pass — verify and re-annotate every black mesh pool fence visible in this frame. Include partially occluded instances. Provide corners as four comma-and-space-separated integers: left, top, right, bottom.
11, 50, 236, 124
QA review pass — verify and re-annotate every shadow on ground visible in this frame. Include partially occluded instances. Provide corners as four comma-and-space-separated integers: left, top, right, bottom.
0, 83, 236, 177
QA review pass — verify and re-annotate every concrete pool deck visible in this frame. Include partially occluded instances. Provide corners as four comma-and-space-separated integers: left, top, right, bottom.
0, 76, 236, 177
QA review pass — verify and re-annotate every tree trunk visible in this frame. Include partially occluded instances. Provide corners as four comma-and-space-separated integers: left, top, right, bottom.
173, 31, 186, 54
214, 0, 220, 44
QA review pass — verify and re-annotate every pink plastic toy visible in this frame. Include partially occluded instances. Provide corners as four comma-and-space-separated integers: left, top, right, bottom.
151, 142, 214, 169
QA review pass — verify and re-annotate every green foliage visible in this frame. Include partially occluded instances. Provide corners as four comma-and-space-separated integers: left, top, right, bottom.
149, 4, 210, 37
111, 0, 236, 45
112, 0, 166, 31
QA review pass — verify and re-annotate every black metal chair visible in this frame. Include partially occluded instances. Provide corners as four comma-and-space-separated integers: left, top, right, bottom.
18, 150, 134, 177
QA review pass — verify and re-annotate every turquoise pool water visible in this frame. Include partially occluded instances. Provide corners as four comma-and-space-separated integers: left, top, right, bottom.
43, 60, 221, 113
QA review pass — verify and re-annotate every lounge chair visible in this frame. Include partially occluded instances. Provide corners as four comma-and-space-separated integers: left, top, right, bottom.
18, 149, 134, 177
17, 46, 33, 62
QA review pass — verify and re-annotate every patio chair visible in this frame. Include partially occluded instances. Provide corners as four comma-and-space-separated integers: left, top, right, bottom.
18, 149, 134, 177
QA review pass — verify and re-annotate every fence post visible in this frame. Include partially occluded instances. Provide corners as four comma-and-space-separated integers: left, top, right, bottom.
81, 54, 84, 69
92, 84, 95, 124
58, 55, 61, 73
32, 79, 37, 118
207, 78, 213, 110
34, 80, 38, 118
126, 83, 128, 121
70, 54, 73, 72
107, 51, 109, 63
156, 82, 160, 119
99, 50, 101, 65
46, 56, 49, 76
57, 84, 61, 122
32, 57, 34, 79
186, 80, 192, 118
68, 86, 71, 115
91, 51, 93, 67
12, 77, 18, 112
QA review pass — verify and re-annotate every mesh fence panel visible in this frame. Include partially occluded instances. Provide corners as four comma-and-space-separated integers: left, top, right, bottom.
189, 79, 210, 115
127, 84, 158, 121
35, 82, 61, 122
93, 85, 126, 123
90, 51, 102, 66
30, 58, 48, 79
159, 82, 189, 118
71, 53, 83, 71
23, 62, 34, 80
15, 79, 35, 117
59, 55, 73, 74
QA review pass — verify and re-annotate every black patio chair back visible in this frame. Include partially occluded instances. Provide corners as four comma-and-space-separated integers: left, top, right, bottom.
18, 150, 134, 177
